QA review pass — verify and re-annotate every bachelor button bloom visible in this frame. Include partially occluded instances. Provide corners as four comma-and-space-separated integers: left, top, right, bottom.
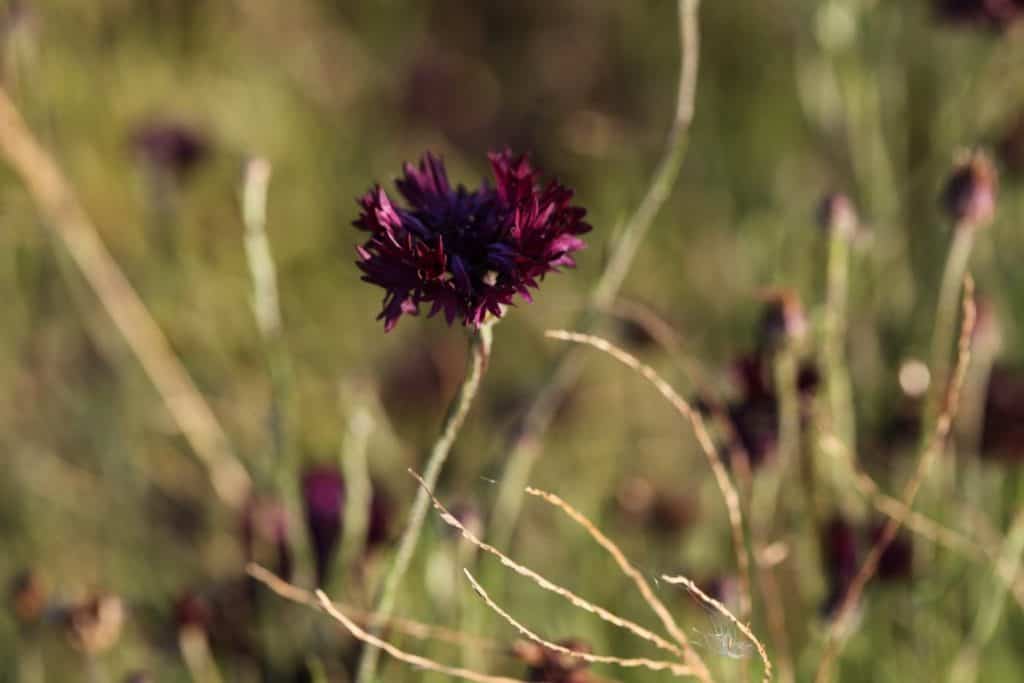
354, 150, 590, 331
301, 466, 345, 586
942, 151, 998, 228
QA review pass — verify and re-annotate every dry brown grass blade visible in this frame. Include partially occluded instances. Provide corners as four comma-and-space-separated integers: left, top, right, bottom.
462, 569, 695, 678
544, 329, 751, 619
815, 276, 977, 682
314, 590, 527, 683
661, 574, 772, 683
246, 564, 496, 650
0, 86, 250, 509
523, 487, 703, 670
408, 471, 692, 665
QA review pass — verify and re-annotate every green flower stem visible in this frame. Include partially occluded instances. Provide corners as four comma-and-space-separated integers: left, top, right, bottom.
355, 321, 494, 683
823, 233, 856, 455
924, 224, 974, 437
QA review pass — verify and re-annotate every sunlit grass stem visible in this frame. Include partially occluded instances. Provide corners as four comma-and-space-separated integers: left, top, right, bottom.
355, 321, 494, 683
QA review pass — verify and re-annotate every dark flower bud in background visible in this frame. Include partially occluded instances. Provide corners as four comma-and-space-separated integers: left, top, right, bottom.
981, 365, 1024, 463
173, 591, 213, 634
514, 638, 592, 683
366, 483, 394, 551
942, 150, 998, 228
820, 516, 859, 618
1000, 112, 1024, 175
758, 290, 807, 351
9, 570, 46, 625
613, 477, 695, 536
817, 192, 858, 241
935, 0, 1024, 30
131, 119, 210, 182
442, 500, 483, 540
301, 466, 345, 586
870, 522, 914, 581
354, 150, 590, 330
241, 497, 293, 581
122, 672, 154, 683
64, 594, 125, 655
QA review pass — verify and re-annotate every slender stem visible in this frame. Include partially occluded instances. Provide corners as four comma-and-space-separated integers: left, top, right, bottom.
488, 0, 701, 548
355, 322, 494, 683
924, 225, 974, 434
337, 391, 373, 589
949, 491, 1024, 683
0, 84, 250, 508
823, 233, 855, 454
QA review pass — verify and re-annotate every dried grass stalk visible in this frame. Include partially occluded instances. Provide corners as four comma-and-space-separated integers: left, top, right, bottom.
524, 487, 701, 665
463, 569, 695, 678
661, 574, 772, 683
408, 471, 690, 662
315, 590, 527, 683
544, 330, 752, 618
246, 564, 495, 650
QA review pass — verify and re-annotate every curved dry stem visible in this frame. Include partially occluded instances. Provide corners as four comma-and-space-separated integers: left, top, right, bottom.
315, 590, 527, 683
489, 0, 702, 546
816, 276, 977, 683
661, 574, 772, 683
246, 564, 497, 651
0, 86, 250, 508
463, 570, 695, 678
544, 329, 751, 619
409, 471, 690, 663
524, 487, 701, 666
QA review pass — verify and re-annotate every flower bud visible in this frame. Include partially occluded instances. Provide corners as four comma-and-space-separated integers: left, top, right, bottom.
817, 192, 858, 241
9, 570, 46, 625
942, 151, 998, 228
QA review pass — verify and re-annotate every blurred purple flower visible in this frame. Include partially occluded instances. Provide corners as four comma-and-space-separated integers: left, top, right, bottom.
936, 0, 1023, 29
354, 150, 590, 331
870, 522, 914, 582
301, 466, 344, 586
821, 516, 859, 618
514, 637, 593, 683
131, 120, 210, 181
981, 365, 1024, 462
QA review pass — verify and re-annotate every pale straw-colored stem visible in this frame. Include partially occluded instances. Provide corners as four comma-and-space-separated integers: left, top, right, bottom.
545, 330, 752, 620
356, 323, 493, 683
524, 486, 709, 679
0, 85, 250, 508
489, 0, 702, 547
410, 471, 691, 663
317, 591, 527, 683
246, 563, 497, 650
816, 276, 976, 683
463, 569, 695, 678
661, 574, 772, 683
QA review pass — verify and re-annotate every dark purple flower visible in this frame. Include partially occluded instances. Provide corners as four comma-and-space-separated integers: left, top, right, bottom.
354, 150, 590, 331
821, 516, 859, 618
981, 365, 1024, 463
301, 466, 345, 586
942, 151, 998, 228
935, 0, 1023, 29
131, 120, 210, 181
1000, 112, 1024, 175
241, 497, 293, 582
870, 522, 914, 581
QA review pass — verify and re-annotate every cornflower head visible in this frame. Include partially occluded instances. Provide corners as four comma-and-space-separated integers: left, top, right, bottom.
355, 150, 590, 331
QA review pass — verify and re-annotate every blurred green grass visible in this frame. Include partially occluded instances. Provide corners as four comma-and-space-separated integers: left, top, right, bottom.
3, 1, 1024, 681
